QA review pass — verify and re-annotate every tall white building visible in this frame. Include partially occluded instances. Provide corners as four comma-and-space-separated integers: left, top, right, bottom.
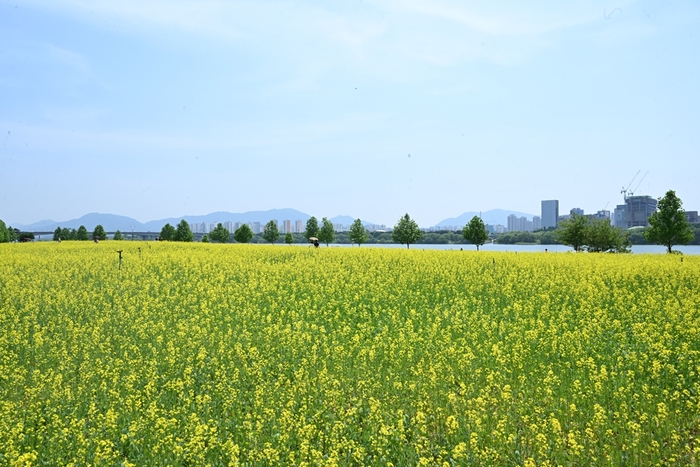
541, 200, 559, 229
281, 220, 291, 234
507, 215, 533, 232
532, 216, 542, 231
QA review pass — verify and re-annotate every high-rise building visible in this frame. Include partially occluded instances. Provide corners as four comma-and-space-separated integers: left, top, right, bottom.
624, 195, 657, 228
593, 210, 611, 221
532, 216, 542, 231
570, 208, 584, 216
295, 220, 304, 233
507, 215, 533, 232
507, 214, 517, 232
613, 204, 626, 228
542, 200, 559, 229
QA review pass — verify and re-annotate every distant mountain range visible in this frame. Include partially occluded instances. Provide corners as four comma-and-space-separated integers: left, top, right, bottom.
12, 208, 535, 232
13, 210, 380, 232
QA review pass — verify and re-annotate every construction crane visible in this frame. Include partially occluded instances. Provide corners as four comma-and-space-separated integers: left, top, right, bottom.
621, 170, 640, 200
628, 171, 649, 197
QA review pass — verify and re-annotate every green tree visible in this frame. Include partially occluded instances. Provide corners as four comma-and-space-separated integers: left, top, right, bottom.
93, 224, 107, 241
643, 190, 694, 253
539, 231, 557, 245
7, 227, 19, 242
263, 220, 280, 244
555, 214, 588, 252
53, 226, 61, 242
304, 217, 319, 242
113, 230, 124, 241
76, 225, 89, 241
586, 218, 631, 253
160, 223, 175, 241
174, 220, 194, 242
285, 232, 294, 245
318, 217, 335, 246
348, 218, 368, 246
0, 220, 10, 243
392, 213, 423, 249
234, 224, 253, 243
201, 234, 209, 243
18, 231, 35, 242
462, 216, 489, 251
209, 223, 230, 243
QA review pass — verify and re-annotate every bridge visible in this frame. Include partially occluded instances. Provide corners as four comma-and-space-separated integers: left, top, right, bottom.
31, 231, 209, 241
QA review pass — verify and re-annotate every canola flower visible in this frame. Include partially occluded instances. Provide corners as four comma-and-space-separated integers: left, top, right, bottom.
1, 242, 699, 466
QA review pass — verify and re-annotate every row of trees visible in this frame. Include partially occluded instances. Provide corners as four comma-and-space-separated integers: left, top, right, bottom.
6, 190, 693, 253
201, 216, 371, 246
159, 220, 194, 242
52, 225, 121, 241
0, 220, 20, 243
555, 215, 631, 253
391, 213, 490, 250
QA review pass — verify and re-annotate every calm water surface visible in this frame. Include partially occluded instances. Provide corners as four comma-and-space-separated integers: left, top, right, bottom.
325, 243, 700, 255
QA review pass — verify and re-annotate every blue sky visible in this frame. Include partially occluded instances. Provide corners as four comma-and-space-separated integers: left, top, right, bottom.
1, 0, 698, 227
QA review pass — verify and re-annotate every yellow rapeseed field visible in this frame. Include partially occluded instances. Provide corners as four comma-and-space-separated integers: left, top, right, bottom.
1, 242, 699, 466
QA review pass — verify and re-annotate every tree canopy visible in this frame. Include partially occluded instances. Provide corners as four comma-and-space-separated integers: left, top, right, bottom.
234, 224, 253, 243
555, 214, 588, 252
174, 220, 194, 242
18, 231, 35, 242
318, 217, 335, 246
263, 220, 280, 244
209, 223, 230, 243
160, 223, 175, 241
76, 225, 89, 241
0, 219, 10, 243
643, 190, 694, 253
586, 218, 631, 253
304, 217, 319, 242
462, 216, 489, 251
93, 224, 107, 241
284, 232, 294, 245
348, 218, 368, 246
113, 230, 124, 241
392, 213, 423, 249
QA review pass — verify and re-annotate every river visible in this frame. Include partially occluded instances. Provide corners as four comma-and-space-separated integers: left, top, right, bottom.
320, 243, 700, 254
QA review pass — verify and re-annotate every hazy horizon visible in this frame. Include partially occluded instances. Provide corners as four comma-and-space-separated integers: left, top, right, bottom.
2, 1, 698, 227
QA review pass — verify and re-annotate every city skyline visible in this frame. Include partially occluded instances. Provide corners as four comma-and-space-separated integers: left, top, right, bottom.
2, 1, 698, 227
13, 191, 697, 234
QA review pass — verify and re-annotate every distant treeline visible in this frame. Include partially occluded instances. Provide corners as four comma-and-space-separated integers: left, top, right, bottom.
494, 225, 700, 245
4, 219, 700, 246
245, 227, 697, 246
